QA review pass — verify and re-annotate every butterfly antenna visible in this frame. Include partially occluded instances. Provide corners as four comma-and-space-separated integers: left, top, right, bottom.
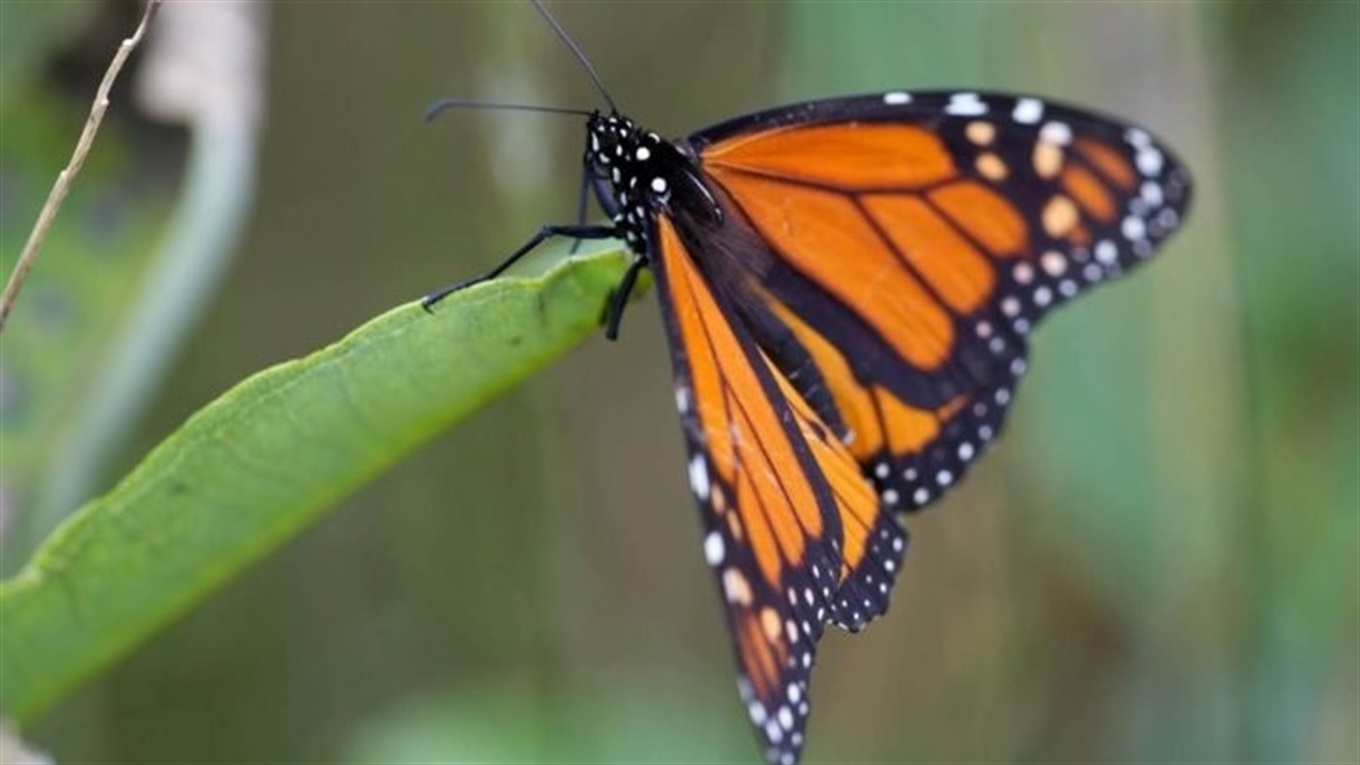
530, 0, 618, 113
426, 98, 593, 122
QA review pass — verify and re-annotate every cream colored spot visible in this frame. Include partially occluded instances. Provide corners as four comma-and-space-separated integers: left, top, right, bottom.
1043, 195, 1079, 238
975, 152, 1008, 181
711, 485, 726, 513
1033, 142, 1064, 179
726, 511, 744, 542
724, 568, 753, 605
760, 607, 782, 641
965, 120, 996, 146
1041, 250, 1067, 276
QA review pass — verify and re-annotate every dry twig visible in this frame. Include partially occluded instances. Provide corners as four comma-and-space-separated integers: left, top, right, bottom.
0, 0, 164, 334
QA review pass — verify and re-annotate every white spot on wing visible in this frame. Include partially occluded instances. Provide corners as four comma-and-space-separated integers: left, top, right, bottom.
1141, 181, 1164, 207
703, 531, 725, 565
1136, 147, 1164, 175
1039, 121, 1073, 146
1013, 97, 1044, 124
689, 455, 710, 500
883, 91, 912, 105
1122, 215, 1147, 241
945, 92, 988, 116
1095, 240, 1118, 264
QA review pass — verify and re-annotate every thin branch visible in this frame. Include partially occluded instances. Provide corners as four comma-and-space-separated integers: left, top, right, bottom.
0, 0, 164, 335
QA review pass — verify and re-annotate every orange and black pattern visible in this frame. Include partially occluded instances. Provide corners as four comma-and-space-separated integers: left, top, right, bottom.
582, 90, 1190, 765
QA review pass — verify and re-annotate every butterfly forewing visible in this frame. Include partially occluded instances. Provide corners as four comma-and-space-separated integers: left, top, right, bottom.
685, 91, 1190, 516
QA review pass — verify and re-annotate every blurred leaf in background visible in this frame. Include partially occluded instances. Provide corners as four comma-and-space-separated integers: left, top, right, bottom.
5, 1, 1356, 763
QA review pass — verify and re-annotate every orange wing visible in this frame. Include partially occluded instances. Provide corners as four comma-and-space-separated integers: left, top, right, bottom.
684, 93, 1190, 523
653, 92, 1188, 764
652, 216, 907, 765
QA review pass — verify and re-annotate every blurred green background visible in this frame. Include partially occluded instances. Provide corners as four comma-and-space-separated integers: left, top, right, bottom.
2, 1, 1356, 762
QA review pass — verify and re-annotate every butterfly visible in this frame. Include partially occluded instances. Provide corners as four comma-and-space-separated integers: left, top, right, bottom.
422, 4, 1191, 763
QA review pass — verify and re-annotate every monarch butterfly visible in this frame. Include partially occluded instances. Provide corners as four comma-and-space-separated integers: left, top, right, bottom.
424, 3, 1191, 763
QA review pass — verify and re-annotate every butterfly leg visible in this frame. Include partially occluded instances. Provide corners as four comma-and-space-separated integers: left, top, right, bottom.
603, 256, 648, 341
421, 223, 616, 311
568, 163, 592, 255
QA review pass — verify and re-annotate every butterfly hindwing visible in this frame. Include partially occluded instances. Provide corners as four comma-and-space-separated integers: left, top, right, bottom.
651, 215, 909, 764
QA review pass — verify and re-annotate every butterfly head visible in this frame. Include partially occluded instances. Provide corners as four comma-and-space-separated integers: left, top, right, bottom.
585, 112, 686, 252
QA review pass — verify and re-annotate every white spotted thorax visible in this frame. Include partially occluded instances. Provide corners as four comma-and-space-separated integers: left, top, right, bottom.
586, 112, 685, 253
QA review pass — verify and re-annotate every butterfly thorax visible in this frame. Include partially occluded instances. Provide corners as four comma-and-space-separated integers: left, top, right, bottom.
585, 112, 716, 256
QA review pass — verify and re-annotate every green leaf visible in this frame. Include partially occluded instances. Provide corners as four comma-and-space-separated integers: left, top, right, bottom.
0, 245, 631, 724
